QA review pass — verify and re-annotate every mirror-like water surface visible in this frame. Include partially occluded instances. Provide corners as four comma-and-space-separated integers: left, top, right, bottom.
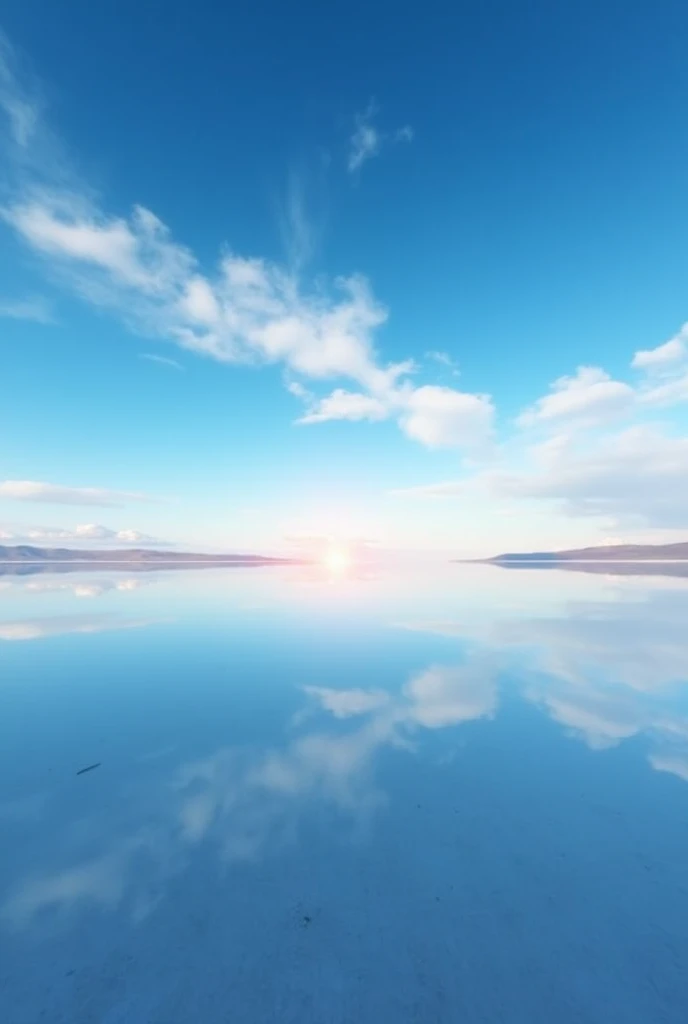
2, 563, 687, 1022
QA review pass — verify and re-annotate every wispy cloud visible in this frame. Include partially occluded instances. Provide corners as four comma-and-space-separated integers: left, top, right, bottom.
0, 32, 39, 149
0, 294, 54, 323
0, 480, 156, 507
348, 102, 381, 173
347, 100, 414, 174
426, 350, 460, 376
140, 353, 183, 371
395, 125, 414, 144
278, 167, 324, 274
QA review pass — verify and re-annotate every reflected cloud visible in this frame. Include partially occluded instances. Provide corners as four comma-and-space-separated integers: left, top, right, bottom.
2, 658, 494, 929
0, 614, 158, 641
404, 664, 496, 727
6, 567, 688, 938
0, 576, 152, 598
649, 752, 688, 783
401, 586, 688, 781
4, 845, 133, 925
302, 685, 390, 718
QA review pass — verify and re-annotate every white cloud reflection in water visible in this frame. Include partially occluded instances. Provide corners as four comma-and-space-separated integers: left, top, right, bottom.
2, 559, 688, 1024
400, 581, 688, 780
2, 656, 496, 929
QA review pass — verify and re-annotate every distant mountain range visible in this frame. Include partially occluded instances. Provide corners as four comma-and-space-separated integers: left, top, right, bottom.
486, 542, 688, 563
0, 545, 293, 564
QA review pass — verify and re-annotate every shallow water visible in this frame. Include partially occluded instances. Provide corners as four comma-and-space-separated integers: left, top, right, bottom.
1, 562, 688, 1023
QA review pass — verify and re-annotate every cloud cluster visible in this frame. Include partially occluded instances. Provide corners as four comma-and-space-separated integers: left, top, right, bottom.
397, 325, 688, 529
517, 366, 635, 429
0, 522, 161, 545
298, 381, 495, 449
1, 43, 489, 453
496, 426, 688, 527
517, 325, 688, 432
4, 186, 492, 450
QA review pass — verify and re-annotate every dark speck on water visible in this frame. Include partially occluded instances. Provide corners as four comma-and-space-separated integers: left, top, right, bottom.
75, 762, 101, 775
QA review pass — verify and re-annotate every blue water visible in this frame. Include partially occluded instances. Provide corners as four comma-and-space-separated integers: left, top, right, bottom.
1, 562, 688, 1022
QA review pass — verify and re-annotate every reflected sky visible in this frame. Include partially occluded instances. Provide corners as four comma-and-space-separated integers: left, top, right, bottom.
2, 564, 688, 1022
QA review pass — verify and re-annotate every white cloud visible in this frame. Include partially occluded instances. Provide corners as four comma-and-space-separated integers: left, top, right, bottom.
639, 372, 688, 408
393, 423, 688, 529
3, 522, 161, 544
0, 480, 155, 507
5, 191, 492, 447
298, 381, 495, 449
632, 325, 688, 371
518, 366, 635, 428
298, 389, 389, 424
632, 325, 688, 407
286, 379, 311, 400
4, 192, 407, 392
0, 295, 54, 323
4, 197, 195, 298
496, 426, 688, 528
399, 385, 494, 449
347, 101, 413, 174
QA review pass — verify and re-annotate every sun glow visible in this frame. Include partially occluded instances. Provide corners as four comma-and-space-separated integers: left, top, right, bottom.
322, 546, 351, 574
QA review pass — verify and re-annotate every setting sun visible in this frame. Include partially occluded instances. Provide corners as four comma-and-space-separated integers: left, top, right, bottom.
322, 546, 351, 574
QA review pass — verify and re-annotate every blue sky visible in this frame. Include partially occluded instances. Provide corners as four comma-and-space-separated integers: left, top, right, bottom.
2, 0, 688, 557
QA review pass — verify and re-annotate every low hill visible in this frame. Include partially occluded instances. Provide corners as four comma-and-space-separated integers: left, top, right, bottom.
487, 542, 688, 563
0, 545, 291, 564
